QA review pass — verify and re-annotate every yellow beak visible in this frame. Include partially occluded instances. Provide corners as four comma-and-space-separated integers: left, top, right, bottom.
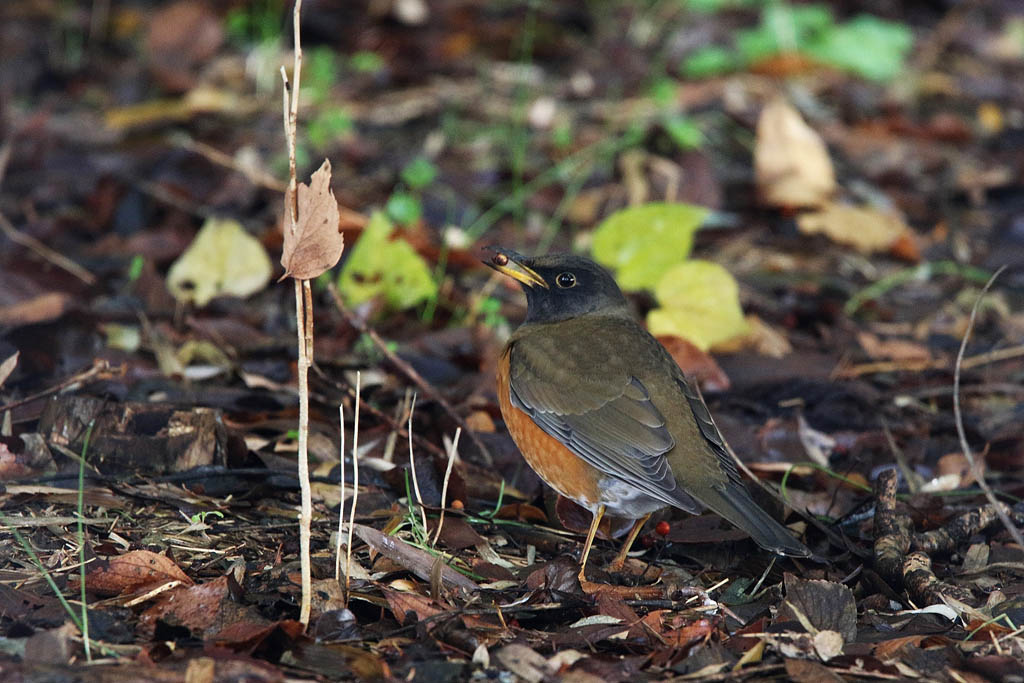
485, 248, 549, 289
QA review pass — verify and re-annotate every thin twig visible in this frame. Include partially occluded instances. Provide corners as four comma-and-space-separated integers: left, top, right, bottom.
0, 211, 97, 285
170, 134, 288, 192
344, 371, 361, 606
311, 363, 449, 459
0, 360, 118, 414
406, 393, 429, 535
953, 265, 1023, 548
432, 428, 462, 547
327, 283, 493, 465
335, 403, 345, 581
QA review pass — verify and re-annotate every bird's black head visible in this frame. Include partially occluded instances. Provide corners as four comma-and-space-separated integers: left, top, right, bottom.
484, 247, 629, 324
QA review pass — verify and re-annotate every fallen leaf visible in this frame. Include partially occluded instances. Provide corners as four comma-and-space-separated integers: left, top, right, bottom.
337, 212, 437, 310
0, 350, 17, 387
857, 331, 932, 362
0, 292, 71, 327
797, 413, 835, 467
812, 629, 844, 661
383, 588, 445, 626
785, 658, 845, 683
646, 260, 750, 351
281, 159, 344, 280
779, 573, 857, 642
76, 549, 193, 597
655, 335, 731, 392
139, 576, 260, 639
591, 202, 709, 290
755, 97, 835, 208
797, 202, 912, 254
496, 644, 548, 683
167, 217, 272, 306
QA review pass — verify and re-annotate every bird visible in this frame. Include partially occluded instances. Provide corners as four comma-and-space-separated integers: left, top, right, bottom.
485, 247, 811, 582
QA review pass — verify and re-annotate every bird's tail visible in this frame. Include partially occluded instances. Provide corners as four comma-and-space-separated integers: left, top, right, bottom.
699, 481, 812, 557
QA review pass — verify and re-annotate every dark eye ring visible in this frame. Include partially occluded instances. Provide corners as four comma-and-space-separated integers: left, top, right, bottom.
556, 272, 576, 288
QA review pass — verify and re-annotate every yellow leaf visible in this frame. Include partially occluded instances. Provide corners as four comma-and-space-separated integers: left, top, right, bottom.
797, 201, 910, 253
647, 260, 749, 351
591, 202, 709, 290
167, 217, 272, 306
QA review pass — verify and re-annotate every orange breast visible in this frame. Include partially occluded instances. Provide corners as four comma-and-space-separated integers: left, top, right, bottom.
497, 347, 603, 511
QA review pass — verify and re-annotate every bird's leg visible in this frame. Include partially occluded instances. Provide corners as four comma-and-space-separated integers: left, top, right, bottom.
578, 505, 606, 583
608, 513, 652, 572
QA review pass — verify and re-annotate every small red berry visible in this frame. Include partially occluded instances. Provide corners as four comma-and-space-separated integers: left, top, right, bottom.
451, 499, 464, 510
655, 521, 671, 537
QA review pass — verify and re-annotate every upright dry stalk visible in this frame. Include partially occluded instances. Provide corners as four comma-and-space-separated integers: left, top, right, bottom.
335, 403, 345, 581
406, 394, 429, 535
344, 371, 361, 605
281, 0, 311, 627
432, 428, 462, 546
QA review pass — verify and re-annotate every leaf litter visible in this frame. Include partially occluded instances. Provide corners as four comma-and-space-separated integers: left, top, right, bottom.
1, 1, 1024, 681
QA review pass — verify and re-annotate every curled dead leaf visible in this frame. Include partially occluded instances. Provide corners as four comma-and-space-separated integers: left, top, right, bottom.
755, 97, 836, 209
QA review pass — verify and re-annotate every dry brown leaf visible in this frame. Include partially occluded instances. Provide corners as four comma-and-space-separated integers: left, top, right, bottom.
0, 292, 71, 327
857, 331, 933, 362
798, 202, 912, 254
281, 159, 344, 281
656, 335, 730, 392
78, 549, 193, 597
383, 588, 445, 626
754, 97, 835, 209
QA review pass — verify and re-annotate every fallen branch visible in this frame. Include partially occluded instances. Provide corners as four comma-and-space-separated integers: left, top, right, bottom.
903, 551, 974, 606
873, 469, 912, 586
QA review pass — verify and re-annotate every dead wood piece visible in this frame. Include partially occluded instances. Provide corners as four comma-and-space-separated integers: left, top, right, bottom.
38, 395, 227, 474
913, 502, 1013, 553
873, 469, 913, 585
903, 551, 974, 607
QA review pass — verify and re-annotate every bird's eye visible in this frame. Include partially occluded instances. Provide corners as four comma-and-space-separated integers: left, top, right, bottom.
555, 272, 576, 288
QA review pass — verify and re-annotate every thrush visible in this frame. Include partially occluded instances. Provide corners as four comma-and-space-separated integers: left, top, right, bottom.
486, 248, 810, 581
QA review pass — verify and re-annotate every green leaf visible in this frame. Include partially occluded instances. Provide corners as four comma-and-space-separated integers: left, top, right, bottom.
663, 115, 703, 149
682, 46, 738, 79
308, 108, 353, 150
649, 78, 678, 108
386, 192, 423, 226
306, 47, 338, 103
591, 203, 709, 290
167, 217, 272, 307
646, 260, 749, 351
806, 15, 913, 81
350, 50, 385, 73
400, 157, 438, 190
337, 212, 438, 310
736, 3, 833, 62
127, 254, 145, 283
